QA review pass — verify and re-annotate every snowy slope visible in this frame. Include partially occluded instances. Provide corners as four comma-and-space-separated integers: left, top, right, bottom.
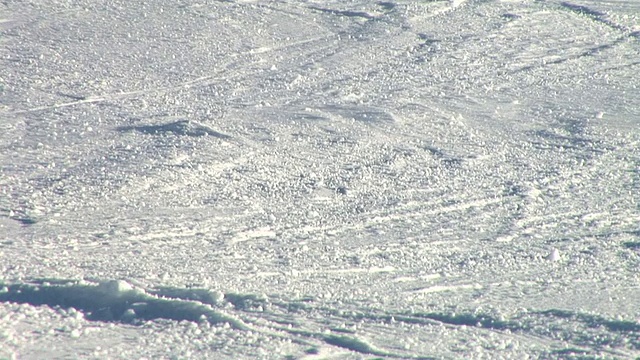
1, 0, 639, 358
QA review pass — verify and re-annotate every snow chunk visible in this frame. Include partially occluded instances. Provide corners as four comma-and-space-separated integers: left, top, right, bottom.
547, 248, 561, 262
98, 280, 135, 295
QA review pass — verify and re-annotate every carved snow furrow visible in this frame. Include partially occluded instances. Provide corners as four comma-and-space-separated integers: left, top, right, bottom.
262, 298, 640, 357
559, 2, 637, 35
2, 272, 640, 357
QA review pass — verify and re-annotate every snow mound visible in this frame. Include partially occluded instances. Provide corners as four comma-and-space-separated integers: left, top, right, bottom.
0, 279, 247, 329
117, 120, 231, 138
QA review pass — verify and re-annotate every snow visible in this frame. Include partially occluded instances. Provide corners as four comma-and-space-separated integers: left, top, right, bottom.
547, 247, 561, 262
1, 0, 639, 358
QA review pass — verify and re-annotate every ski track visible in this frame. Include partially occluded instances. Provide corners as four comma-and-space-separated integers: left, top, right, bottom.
2, 278, 639, 358
1, 0, 639, 358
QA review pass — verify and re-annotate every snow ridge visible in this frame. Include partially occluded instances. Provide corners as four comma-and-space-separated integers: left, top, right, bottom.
2, 278, 640, 358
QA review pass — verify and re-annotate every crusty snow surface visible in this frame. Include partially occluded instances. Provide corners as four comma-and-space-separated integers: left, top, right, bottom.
1, 0, 639, 358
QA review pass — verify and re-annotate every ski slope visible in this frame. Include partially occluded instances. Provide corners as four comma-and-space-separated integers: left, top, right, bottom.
1, 0, 639, 358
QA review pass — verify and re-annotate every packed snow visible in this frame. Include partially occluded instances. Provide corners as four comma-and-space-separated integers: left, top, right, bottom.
1, 0, 639, 358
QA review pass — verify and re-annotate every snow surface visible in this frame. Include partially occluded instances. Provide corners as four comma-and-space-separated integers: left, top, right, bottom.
1, 0, 639, 358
